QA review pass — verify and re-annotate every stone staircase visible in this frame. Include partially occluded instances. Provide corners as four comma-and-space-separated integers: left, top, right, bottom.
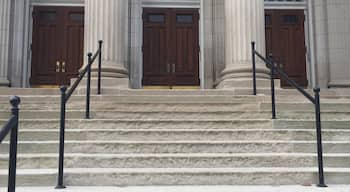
0, 88, 350, 186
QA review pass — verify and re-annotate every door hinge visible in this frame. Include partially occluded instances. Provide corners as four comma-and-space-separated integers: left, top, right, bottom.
142, 45, 144, 52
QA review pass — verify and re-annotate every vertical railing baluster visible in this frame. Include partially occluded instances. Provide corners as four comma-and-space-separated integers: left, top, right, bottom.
314, 88, 327, 187
251, 42, 257, 96
86, 53, 92, 119
268, 54, 276, 119
98, 40, 103, 95
56, 86, 67, 189
8, 96, 20, 192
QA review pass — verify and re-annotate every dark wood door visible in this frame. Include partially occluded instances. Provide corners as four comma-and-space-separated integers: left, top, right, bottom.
142, 8, 200, 86
265, 10, 307, 87
31, 6, 84, 86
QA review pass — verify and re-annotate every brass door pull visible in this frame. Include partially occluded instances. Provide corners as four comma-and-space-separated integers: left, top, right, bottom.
62, 61, 66, 73
172, 63, 176, 73
56, 61, 60, 72
167, 63, 171, 73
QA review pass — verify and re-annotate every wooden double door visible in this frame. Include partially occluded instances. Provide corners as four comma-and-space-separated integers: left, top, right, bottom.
30, 6, 84, 86
265, 10, 307, 87
142, 8, 200, 86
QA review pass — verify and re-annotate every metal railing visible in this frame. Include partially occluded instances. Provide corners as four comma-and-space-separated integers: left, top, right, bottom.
0, 96, 20, 192
251, 42, 327, 187
56, 40, 103, 189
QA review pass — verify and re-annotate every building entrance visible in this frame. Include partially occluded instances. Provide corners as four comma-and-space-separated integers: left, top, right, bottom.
142, 8, 200, 87
265, 10, 307, 87
30, 6, 84, 86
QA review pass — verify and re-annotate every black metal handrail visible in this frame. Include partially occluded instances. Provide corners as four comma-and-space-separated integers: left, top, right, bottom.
0, 96, 20, 192
251, 42, 327, 187
56, 40, 103, 189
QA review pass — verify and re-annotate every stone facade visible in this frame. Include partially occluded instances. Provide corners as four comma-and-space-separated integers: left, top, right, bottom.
0, 0, 349, 89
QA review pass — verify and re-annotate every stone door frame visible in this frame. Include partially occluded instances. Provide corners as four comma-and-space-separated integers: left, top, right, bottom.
129, 0, 207, 89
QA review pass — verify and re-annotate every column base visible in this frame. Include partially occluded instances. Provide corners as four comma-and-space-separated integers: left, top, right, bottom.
0, 78, 9, 87
78, 61, 130, 89
72, 77, 129, 90
91, 62, 128, 79
216, 78, 281, 89
216, 64, 270, 89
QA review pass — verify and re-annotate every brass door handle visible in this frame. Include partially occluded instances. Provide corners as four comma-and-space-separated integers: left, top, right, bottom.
167, 63, 171, 73
56, 61, 60, 72
279, 63, 284, 70
172, 63, 176, 73
62, 61, 66, 73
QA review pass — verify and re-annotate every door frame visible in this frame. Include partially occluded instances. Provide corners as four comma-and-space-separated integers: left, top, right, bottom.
264, 3, 312, 88
142, 8, 200, 87
21, 1, 84, 87
130, 0, 203, 89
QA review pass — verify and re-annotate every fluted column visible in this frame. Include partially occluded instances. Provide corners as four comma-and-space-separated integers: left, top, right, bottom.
85, 0, 129, 79
217, 0, 269, 88
0, 0, 11, 86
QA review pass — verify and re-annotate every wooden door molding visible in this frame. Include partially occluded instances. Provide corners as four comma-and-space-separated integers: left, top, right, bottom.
142, 8, 170, 86
61, 7, 84, 85
30, 6, 61, 85
30, 6, 84, 86
265, 9, 307, 87
142, 8, 200, 86
171, 9, 200, 86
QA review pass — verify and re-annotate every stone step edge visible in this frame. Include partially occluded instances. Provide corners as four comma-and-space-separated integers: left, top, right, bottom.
1, 140, 349, 144
0, 167, 349, 175
1, 153, 350, 158
0, 119, 349, 123
17, 128, 350, 132
4, 110, 350, 113
0, 119, 273, 122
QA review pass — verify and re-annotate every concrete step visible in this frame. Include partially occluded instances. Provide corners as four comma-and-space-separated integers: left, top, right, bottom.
1, 110, 350, 120
0, 95, 263, 103
273, 120, 350, 129
1, 153, 349, 169
1, 140, 349, 154
3, 101, 350, 112
3, 186, 350, 192
0, 103, 262, 111
261, 103, 350, 112
7, 129, 350, 141
0, 167, 349, 186
1, 118, 348, 130
0, 119, 273, 130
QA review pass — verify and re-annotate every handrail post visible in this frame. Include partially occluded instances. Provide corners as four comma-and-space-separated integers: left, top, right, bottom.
98, 40, 103, 95
56, 86, 67, 189
86, 53, 92, 119
251, 42, 257, 96
268, 54, 276, 119
8, 96, 20, 192
314, 88, 327, 187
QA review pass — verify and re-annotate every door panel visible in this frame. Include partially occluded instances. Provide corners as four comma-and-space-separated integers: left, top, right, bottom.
142, 9, 170, 86
62, 7, 84, 85
31, 7, 60, 85
265, 10, 307, 87
31, 6, 84, 86
173, 10, 200, 85
142, 8, 199, 86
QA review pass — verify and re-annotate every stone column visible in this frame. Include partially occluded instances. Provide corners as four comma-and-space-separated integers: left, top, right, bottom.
84, 0, 129, 87
217, 0, 269, 89
0, 0, 11, 86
